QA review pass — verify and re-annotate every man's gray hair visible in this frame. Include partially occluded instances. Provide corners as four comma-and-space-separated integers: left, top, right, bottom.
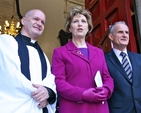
109, 21, 127, 34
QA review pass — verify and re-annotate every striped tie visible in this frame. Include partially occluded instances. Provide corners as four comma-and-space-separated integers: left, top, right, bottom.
120, 52, 132, 82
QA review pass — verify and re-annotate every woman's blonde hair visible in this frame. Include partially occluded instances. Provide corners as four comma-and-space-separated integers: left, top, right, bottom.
65, 6, 93, 36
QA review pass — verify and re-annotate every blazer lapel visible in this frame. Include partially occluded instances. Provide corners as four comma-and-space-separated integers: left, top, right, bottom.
87, 43, 96, 62
128, 52, 137, 83
66, 41, 92, 63
108, 50, 131, 82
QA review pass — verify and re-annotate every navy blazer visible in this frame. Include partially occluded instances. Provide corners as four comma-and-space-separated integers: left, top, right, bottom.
105, 49, 141, 113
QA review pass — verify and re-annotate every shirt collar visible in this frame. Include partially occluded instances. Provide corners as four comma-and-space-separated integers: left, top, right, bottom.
22, 35, 37, 45
113, 48, 128, 57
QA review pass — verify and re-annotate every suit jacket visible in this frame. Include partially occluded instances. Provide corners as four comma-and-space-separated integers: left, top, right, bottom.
52, 41, 114, 113
105, 49, 141, 113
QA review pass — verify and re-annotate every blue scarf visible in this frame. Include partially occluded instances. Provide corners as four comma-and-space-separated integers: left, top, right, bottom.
15, 33, 47, 80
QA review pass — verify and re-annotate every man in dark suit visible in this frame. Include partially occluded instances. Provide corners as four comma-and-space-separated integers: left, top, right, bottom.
105, 21, 141, 113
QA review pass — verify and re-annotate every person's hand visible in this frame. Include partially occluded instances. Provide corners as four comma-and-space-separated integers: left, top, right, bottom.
82, 87, 109, 103
82, 88, 106, 103
31, 84, 49, 108
95, 87, 109, 101
38, 100, 48, 108
96, 87, 109, 96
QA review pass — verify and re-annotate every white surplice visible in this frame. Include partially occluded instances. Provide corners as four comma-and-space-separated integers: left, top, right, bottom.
0, 34, 56, 113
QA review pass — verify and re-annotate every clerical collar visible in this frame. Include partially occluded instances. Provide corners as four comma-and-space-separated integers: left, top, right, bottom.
21, 34, 37, 45
30, 39, 36, 44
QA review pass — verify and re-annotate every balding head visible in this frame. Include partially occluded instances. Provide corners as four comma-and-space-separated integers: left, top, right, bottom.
24, 9, 46, 20
20, 9, 46, 40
